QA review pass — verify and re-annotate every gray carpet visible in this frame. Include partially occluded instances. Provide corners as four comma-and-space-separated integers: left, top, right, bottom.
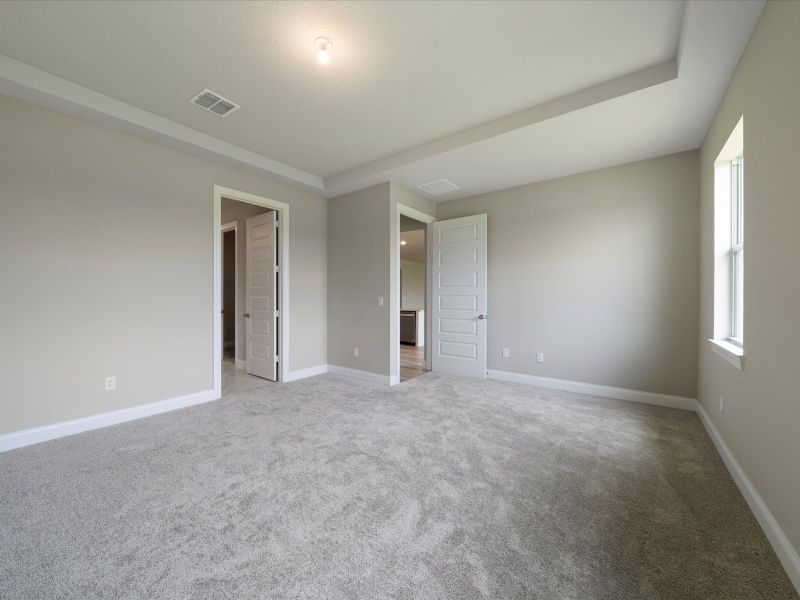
1, 369, 796, 599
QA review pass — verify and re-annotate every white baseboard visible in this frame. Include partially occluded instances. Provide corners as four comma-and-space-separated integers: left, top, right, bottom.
487, 369, 696, 411
328, 365, 391, 386
284, 364, 329, 382
696, 403, 800, 593
0, 389, 218, 453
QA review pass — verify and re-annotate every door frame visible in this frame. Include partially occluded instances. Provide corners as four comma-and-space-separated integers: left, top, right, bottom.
220, 220, 239, 366
393, 203, 436, 384
213, 185, 290, 396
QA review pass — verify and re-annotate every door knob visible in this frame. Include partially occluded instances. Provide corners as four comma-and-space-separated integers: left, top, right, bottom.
243, 313, 250, 318
478, 314, 486, 320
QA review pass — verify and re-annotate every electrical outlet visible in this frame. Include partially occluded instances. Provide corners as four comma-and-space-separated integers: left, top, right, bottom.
502, 348, 510, 358
104, 376, 116, 391
354, 347, 359, 357
378, 296, 384, 307
537, 353, 545, 363
720, 395, 724, 413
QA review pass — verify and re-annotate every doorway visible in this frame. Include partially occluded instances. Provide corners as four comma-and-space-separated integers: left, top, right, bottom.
213, 186, 290, 398
221, 225, 237, 363
394, 204, 436, 384
399, 215, 427, 382
392, 208, 489, 382
220, 196, 279, 383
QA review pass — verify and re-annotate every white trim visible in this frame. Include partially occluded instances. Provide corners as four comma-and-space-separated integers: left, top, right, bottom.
235, 359, 247, 370
487, 369, 697, 411
696, 403, 800, 593
708, 338, 744, 370
398, 204, 436, 225
328, 365, 392, 386
0, 389, 216, 453
283, 364, 329, 382
214, 185, 290, 395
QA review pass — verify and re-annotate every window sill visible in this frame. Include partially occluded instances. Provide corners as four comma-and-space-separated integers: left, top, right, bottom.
708, 338, 744, 370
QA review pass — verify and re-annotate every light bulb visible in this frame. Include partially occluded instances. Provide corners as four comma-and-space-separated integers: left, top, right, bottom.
315, 37, 333, 66
400, 240, 407, 245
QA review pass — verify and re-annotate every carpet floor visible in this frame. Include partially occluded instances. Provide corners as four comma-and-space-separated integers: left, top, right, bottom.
1, 369, 797, 599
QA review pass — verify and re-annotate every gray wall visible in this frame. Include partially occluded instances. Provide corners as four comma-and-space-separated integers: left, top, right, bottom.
401, 259, 425, 310
437, 150, 700, 398
327, 182, 434, 379
0, 95, 327, 435
220, 198, 271, 364
327, 183, 392, 375
391, 182, 436, 219
698, 1, 800, 557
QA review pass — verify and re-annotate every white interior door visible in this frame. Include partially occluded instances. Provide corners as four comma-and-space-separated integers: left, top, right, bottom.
245, 211, 277, 381
431, 214, 487, 378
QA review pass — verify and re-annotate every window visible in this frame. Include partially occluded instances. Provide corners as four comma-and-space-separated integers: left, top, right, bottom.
730, 153, 744, 345
709, 117, 744, 369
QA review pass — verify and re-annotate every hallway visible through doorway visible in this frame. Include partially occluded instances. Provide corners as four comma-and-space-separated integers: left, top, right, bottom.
400, 345, 425, 382
399, 213, 427, 383
221, 196, 278, 382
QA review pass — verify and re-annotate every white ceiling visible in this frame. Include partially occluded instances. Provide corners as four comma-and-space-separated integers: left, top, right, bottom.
0, 0, 765, 200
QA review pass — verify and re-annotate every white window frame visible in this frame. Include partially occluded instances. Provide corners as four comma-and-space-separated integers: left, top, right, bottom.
729, 153, 744, 347
708, 117, 744, 370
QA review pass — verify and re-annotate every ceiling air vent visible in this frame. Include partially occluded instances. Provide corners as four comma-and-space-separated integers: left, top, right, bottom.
190, 89, 240, 117
417, 179, 460, 196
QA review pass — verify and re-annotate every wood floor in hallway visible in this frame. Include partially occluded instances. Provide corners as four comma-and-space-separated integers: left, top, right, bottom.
400, 344, 425, 382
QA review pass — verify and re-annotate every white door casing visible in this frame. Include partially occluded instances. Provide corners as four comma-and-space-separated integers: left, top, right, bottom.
246, 211, 277, 381
431, 214, 487, 379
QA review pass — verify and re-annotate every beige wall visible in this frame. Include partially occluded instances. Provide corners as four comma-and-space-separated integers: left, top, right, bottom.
437, 150, 699, 398
698, 1, 800, 559
0, 95, 327, 435
327, 183, 392, 375
220, 198, 271, 363
401, 259, 425, 310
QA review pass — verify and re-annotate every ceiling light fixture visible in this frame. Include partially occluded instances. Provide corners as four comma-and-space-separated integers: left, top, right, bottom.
315, 37, 333, 65
400, 240, 408, 245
